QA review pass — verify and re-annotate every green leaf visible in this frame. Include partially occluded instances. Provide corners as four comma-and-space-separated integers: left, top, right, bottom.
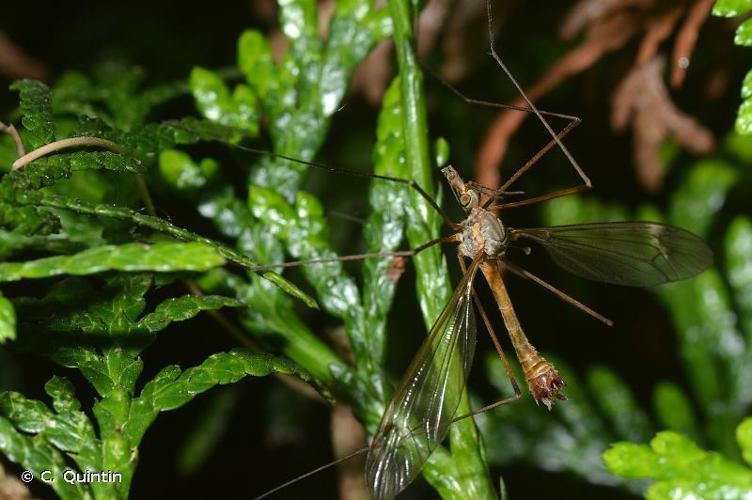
159, 149, 219, 190
0, 381, 99, 471
357, 78, 410, 409
0, 292, 16, 343
434, 137, 450, 166
652, 382, 700, 440
237, 30, 278, 103
0, 242, 225, 282
713, 0, 752, 17
51, 62, 187, 130
737, 98, 752, 134
604, 427, 752, 499
668, 159, 737, 236
587, 366, 652, 442
603, 442, 659, 477
127, 350, 309, 443
0, 416, 90, 499
10, 80, 55, 149
136, 294, 241, 333
736, 18, 752, 46
189, 67, 259, 136
56, 150, 143, 173
713, 1, 752, 133
726, 217, 752, 339
26, 194, 317, 308
738, 418, 752, 466
742, 69, 752, 101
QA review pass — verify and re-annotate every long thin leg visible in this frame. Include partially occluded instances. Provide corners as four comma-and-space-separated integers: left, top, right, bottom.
485, 0, 591, 197
253, 446, 370, 500
484, 116, 583, 210
420, 61, 578, 121
420, 61, 584, 211
453, 254, 521, 423
170, 123, 459, 230
246, 235, 458, 272
502, 261, 613, 326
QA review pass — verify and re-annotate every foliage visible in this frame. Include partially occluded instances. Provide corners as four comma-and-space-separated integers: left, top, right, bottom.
1, 0, 750, 498
171, 0, 494, 496
3, 270, 307, 499
604, 418, 752, 499
713, 0, 752, 133
0, 11, 332, 500
1, 0, 496, 497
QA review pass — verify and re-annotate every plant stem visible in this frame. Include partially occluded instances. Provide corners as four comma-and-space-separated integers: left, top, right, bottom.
11, 137, 125, 170
386, 1, 496, 498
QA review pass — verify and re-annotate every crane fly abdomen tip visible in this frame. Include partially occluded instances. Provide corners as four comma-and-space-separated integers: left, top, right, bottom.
529, 368, 566, 411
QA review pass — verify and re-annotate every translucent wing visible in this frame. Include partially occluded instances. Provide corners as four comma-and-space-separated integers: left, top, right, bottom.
511, 222, 712, 287
365, 258, 480, 500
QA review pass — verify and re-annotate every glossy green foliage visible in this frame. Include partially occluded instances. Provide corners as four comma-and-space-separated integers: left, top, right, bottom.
478, 137, 751, 494
190, 67, 258, 136
156, 1, 495, 497
177, 0, 398, 420
713, 0, 752, 133
0, 36, 325, 500
2, 269, 306, 499
604, 418, 752, 499
0, 351, 305, 500
1, 72, 307, 306
0, 242, 225, 281
0, 292, 15, 343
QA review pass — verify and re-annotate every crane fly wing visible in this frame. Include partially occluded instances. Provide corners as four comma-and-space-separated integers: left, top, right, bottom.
510, 222, 712, 287
365, 257, 481, 500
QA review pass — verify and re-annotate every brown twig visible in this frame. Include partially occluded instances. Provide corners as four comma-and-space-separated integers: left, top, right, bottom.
0, 32, 48, 80
474, 0, 715, 192
611, 56, 714, 191
636, 6, 683, 65
671, 0, 715, 88
11, 137, 125, 171
0, 121, 25, 159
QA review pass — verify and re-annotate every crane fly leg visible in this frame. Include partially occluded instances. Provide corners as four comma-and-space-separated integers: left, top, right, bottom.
449, 254, 521, 425
502, 261, 613, 326
419, 59, 584, 212
483, 0, 591, 210
245, 235, 455, 272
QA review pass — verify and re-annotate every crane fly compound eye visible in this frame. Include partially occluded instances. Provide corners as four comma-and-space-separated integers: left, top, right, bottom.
460, 193, 471, 206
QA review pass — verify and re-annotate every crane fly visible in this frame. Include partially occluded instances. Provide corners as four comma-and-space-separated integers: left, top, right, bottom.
362, 165, 712, 499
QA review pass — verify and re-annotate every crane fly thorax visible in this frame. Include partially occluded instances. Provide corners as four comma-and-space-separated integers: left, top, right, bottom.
459, 207, 507, 259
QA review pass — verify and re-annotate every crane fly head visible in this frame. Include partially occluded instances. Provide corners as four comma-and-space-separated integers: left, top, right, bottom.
441, 165, 479, 211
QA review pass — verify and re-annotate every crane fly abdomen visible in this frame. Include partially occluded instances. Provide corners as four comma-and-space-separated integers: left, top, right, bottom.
479, 261, 566, 410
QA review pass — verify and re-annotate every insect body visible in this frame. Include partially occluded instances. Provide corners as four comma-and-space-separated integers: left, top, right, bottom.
364, 166, 711, 500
